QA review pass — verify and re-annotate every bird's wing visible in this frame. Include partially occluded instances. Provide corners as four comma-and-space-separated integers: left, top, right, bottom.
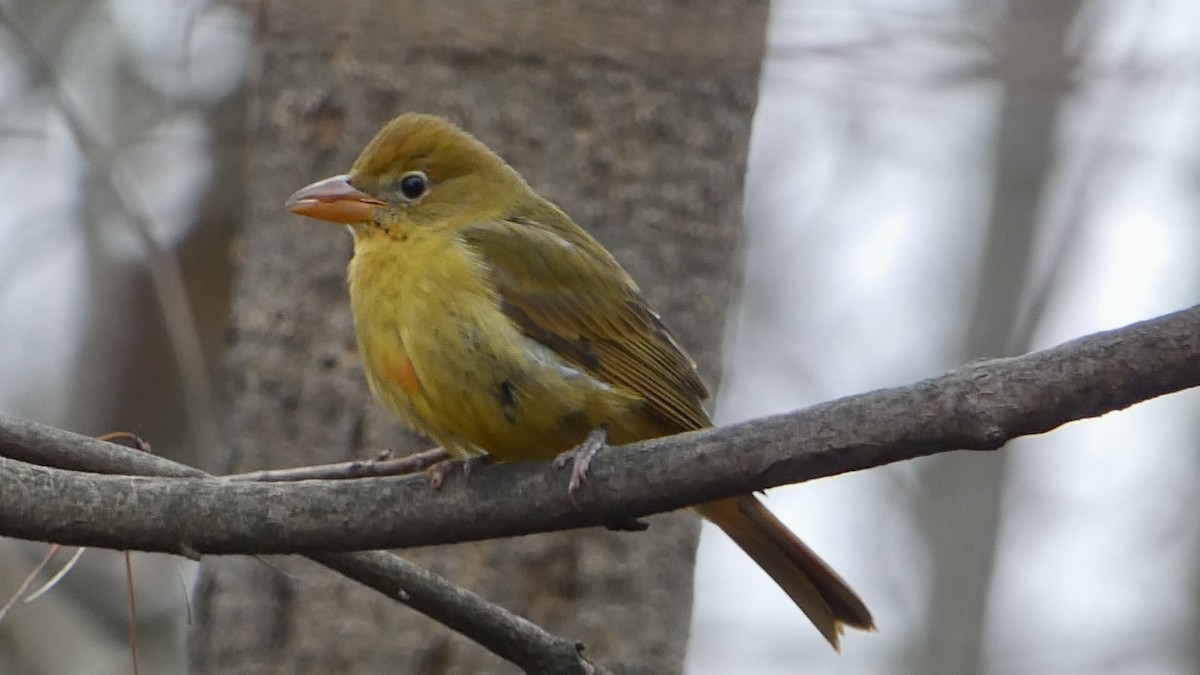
460, 217, 710, 433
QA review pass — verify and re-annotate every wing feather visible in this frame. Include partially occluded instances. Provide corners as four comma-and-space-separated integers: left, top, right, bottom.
460, 217, 710, 433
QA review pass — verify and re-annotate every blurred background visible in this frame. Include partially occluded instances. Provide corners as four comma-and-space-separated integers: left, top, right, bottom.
1, 0, 1198, 673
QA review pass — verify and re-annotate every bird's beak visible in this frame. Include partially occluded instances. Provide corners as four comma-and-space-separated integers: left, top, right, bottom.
286, 174, 386, 224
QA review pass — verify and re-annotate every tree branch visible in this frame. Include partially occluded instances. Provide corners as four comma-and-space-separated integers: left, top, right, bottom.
0, 417, 603, 674
1, 305, 1197, 556
308, 551, 604, 674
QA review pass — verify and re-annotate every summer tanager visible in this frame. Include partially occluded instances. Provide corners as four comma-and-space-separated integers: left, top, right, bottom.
286, 113, 874, 648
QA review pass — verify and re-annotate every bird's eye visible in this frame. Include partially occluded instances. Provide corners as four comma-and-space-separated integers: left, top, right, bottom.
397, 172, 429, 200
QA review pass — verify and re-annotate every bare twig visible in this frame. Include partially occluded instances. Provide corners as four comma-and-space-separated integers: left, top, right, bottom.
223, 448, 449, 482
0, 545, 61, 623
22, 547, 86, 604
125, 553, 140, 675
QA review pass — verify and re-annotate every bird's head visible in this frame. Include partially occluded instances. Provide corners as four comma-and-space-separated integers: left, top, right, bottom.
286, 113, 529, 237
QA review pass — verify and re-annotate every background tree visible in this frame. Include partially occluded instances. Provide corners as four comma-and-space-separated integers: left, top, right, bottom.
913, 3, 1084, 671
190, 1, 768, 673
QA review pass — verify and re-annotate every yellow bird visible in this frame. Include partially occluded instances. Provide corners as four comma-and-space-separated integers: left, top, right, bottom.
286, 113, 874, 648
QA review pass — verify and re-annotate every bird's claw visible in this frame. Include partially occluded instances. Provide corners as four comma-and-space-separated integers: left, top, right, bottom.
554, 427, 608, 502
553, 428, 644, 530
425, 459, 457, 489
425, 455, 492, 489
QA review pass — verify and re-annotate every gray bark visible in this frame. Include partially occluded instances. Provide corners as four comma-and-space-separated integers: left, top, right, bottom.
191, 2, 766, 673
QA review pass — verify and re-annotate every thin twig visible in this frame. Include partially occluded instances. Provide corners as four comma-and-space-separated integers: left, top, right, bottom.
0, 545, 61, 623
223, 448, 449, 482
126, 553, 141, 675
22, 547, 87, 603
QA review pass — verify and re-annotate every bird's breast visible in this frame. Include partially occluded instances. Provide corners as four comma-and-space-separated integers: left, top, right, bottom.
347, 232, 493, 450
345, 231, 647, 461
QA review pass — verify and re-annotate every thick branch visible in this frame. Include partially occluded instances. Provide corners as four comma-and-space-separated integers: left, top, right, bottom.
1, 305, 1196, 555
0, 416, 601, 674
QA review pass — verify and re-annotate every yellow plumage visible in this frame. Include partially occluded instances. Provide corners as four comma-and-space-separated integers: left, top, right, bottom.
348, 222, 646, 460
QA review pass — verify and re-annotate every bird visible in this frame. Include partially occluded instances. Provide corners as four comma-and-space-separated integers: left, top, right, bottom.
285, 113, 874, 648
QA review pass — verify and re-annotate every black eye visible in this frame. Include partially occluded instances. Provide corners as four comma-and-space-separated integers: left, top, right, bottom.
398, 172, 429, 200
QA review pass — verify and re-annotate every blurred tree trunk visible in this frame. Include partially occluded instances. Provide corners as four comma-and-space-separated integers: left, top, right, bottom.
913, 2, 1083, 673
191, 1, 766, 673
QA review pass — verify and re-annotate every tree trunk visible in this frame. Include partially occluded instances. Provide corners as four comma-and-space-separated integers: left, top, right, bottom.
913, 2, 1084, 672
191, 1, 766, 673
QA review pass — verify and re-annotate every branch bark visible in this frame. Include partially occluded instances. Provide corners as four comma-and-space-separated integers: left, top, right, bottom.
2, 304, 1196, 555
0, 416, 605, 674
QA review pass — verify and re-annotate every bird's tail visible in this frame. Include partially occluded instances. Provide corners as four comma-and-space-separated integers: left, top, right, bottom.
695, 495, 874, 650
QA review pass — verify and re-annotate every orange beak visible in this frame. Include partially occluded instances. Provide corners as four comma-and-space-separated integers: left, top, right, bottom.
285, 174, 386, 224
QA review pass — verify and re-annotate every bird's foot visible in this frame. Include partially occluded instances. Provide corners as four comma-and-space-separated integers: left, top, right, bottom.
553, 428, 648, 532
553, 427, 608, 500
425, 455, 492, 489
425, 460, 456, 489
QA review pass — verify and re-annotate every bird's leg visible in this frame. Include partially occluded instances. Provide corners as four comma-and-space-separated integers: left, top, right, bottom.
425, 454, 493, 489
552, 428, 647, 531
553, 427, 608, 497
425, 460, 457, 489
